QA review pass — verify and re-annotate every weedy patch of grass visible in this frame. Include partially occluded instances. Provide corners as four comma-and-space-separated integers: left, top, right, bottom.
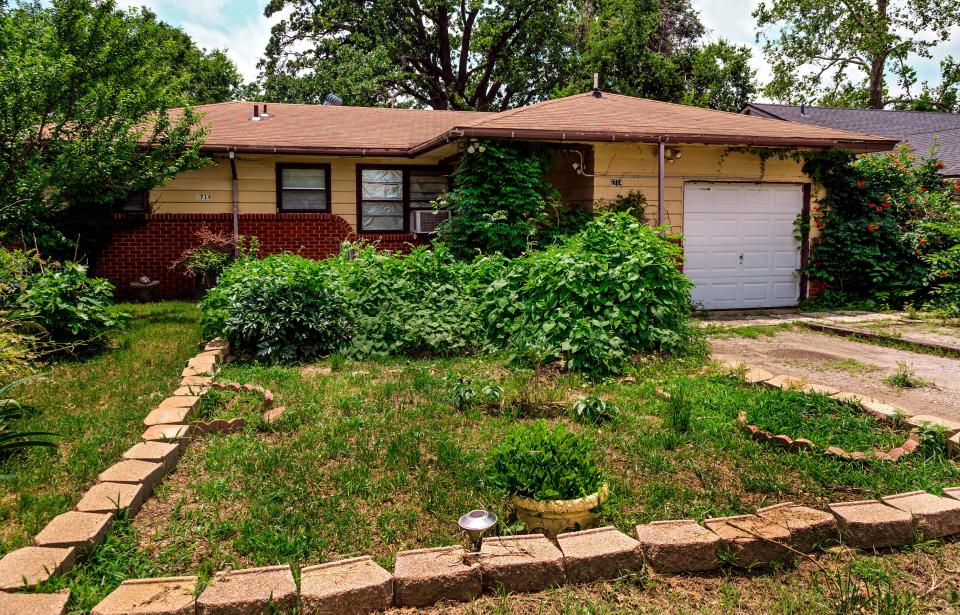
129, 353, 959, 574
0, 302, 200, 556
790, 357, 882, 376
883, 362, 931, 389
708, 323, 796, 339
745, 391, 905, 452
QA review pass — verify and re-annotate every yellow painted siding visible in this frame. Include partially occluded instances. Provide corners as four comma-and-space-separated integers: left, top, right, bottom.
585, 143, 815, 232
150, 153, 447, 229
150, 144, 817, 236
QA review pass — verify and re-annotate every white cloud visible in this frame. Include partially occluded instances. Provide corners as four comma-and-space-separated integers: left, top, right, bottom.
115, 0, 280, 82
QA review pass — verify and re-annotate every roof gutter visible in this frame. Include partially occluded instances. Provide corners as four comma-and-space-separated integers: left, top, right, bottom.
201, 144, 418, 158
410, 127, 898, 155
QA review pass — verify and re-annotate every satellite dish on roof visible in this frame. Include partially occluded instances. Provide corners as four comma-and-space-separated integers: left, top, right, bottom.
323, 93, 343, 106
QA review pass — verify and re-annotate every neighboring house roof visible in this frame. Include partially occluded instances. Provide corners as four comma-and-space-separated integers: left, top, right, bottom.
743, 103, 960, 176
186, 93, 898, 157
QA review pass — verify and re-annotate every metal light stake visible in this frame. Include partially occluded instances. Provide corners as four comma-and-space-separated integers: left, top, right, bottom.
458, 509, 497, 548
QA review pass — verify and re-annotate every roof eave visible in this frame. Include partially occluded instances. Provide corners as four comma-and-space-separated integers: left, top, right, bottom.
200, 144, 418, 158
412, 127, 898, 155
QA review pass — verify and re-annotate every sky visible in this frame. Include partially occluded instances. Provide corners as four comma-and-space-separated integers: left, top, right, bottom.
116, 0, 960, 100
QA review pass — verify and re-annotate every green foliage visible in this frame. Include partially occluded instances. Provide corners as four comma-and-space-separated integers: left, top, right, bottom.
488, 420, 604, 501
260, 0, 756, 112
754, 0, 960, 109
485, 213, 693, 375
563, 0, 757, 112
329, 244, 502, 357
437, 141, 559, 258
201, 254, 352, 364
172, 227, 260, 295
803, 147, 960, 308
883, 362, 929, 389
571, 395, 618, 425
0, 376, 56, 458
0, 0, 209, 259
203, 214, 692, 374
10, 262, 129, 350
662, 386, 692, 433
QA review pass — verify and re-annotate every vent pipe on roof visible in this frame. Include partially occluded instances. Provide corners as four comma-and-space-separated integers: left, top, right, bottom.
800, 103, 806, 116
592, 73, 601, 98
260, 104, 269, 118
251, 104, 261, 121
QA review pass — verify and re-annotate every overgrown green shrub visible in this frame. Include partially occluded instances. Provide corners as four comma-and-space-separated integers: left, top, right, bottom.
436, 140, 559, 258
202, 214, 693, 374
201, 254, 352, 364
329, 244, 503, 357
488, 420, 604, 501
804, 146, 959, 308
9, 261, 128, 350
485, 213, 692, 375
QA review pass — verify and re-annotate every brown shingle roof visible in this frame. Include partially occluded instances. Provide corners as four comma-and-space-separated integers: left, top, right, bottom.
435, 93, 896, 151
188, 93, 897, 156
191, 100, 492, 154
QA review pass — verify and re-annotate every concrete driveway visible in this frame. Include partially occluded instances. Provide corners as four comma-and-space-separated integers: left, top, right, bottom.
711, 327, 960, 424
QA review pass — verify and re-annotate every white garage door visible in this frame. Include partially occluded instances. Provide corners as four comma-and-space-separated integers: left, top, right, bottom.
683, 183, 803, 310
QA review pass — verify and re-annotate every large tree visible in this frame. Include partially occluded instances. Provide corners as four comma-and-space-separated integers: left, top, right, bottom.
559, 0, 756, 111
0, 0, 209, 259
261, 0, 577, 110
754, 0, 960, 110
260, 0, 757, 112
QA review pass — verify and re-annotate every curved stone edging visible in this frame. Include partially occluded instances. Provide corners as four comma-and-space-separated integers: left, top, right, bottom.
736, 411, 921, 462
712, 355, 960, 460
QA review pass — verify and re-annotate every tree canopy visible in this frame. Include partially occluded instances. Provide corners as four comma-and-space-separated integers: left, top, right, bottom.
754, 0, 960, 110
0, 0, 220, 259
260, 0, 757, 112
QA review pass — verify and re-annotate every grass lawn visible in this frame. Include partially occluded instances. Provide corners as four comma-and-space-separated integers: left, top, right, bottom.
0, 302, 201, 556
128, 352, 957, 579
6, 305, 960, 613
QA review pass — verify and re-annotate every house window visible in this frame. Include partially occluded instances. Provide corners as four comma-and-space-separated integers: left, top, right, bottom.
358, 166, 449, 233
359, 168, 405, 231
116, 190, 149, 213
277, 164, 330, 212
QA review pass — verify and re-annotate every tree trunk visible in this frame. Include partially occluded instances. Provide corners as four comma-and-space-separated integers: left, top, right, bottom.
868, 0, 888, 109
868, 56, 885, 109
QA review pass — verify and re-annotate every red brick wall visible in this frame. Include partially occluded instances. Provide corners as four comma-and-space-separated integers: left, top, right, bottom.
95, 213, 423, 299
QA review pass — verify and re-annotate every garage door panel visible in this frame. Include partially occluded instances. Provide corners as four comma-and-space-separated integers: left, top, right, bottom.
743, 220, 772, 239
683, 182, 803, 309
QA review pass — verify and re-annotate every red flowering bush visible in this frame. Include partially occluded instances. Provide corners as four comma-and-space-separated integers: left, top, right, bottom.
803, 146, 958, 309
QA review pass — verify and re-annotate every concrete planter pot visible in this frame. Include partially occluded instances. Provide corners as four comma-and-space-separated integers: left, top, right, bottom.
512, 483, 609, 538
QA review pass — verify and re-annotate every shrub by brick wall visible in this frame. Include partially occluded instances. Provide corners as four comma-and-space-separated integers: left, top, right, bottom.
94, 213, 422, 299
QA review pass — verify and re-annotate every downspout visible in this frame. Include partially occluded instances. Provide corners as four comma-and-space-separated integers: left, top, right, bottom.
229, 151, 239, 257
657, 141, 665, 225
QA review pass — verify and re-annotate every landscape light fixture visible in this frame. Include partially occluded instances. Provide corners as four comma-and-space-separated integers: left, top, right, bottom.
458, 509, 497, 547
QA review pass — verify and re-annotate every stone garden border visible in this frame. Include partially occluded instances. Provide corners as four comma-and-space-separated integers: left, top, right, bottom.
2, 346, 959, 614
736, 411, 922, 462
713, 355, 960, 460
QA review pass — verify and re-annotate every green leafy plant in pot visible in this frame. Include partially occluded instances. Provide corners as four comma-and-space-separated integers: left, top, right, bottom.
488, 420, 608, 537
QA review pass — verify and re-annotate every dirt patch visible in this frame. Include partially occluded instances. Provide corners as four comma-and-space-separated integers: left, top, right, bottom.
768, 348, 846, 363
711, 329, 960, 423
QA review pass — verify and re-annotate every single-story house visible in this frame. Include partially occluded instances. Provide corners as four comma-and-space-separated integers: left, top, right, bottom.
97, 91, 896, 309
742, 103, 960, 179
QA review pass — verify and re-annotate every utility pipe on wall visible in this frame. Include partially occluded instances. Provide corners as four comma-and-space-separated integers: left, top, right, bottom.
657, 142, 665, 225
229, 151, 239, 257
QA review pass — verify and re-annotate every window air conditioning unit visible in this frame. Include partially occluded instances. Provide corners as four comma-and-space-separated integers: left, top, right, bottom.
413, 209, 451, 234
